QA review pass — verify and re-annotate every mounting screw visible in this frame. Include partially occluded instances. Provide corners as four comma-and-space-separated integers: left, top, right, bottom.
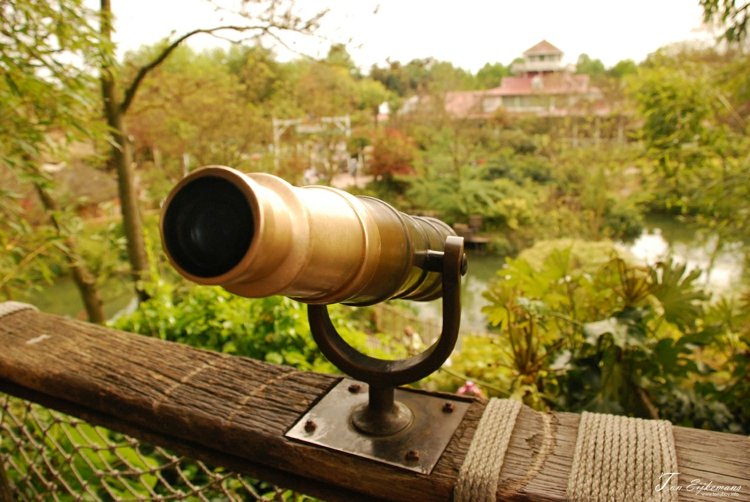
348, 383, 362, 394
405, 450, 420, 462
304, 419, 317, 433
442, 402, 455, 413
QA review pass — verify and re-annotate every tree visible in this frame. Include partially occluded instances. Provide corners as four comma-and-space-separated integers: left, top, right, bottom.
126, 45, 269, 177
425, 60, 476, 92
259, 51, 390, 183
476, 62, 510, 89
97, 0, 325, 302
33, 180, 106, 323
701, 0, 750, 43
629, 46, 750, 263
369, 58, 469, 96
576, 53, 606, 77
370, 128, 416, 180
631, 52, 719, 179
0, 0, 106, 322
226, 44, 283, 105
370, 61, 410, 96
607, 59, 638, 79
325, 43, 360, 78
355, 78, 390, 123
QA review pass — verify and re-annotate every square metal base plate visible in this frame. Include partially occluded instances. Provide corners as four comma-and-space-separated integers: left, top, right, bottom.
285, 379, 471, 474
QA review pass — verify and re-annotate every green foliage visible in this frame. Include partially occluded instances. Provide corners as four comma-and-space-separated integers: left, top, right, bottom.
649, 259, 708, 329
0, 0, 104, 300
433, 240, 749, 433
370, 128, 416, 179
0, 0, 100, 166
124, 40, 393, 188
475, 62, 510, 89
4, 0, 750, 467
631, 64, 715, 172
607, 59, 638, 79
126, 45, 269, 175
700, 0, 750, 42
407, 167, 535, 237
0, 206, 62, 298
112, 282, 323, 370
576, 53, 606, 77
111, 279, 391, 374
374, 92, 651, 245
629, 46, 750, 242
545, 145, 646, 241
370, 58, 476, 96
425, 60, 477, 92
325, 43, 361, 78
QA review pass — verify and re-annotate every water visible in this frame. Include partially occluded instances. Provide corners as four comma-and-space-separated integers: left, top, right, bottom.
413, 218, 747, 334
408, 252, 502, 334
625, 219, 746, 295
23, 217, 747, 325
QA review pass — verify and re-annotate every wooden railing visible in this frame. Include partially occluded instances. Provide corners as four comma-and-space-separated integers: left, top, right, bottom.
0, 308, 748, 501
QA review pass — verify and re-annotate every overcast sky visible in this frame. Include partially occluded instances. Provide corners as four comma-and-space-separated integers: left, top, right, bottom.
109, 0, 714, 72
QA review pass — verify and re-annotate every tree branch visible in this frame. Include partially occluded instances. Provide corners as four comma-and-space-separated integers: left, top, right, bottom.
119, 24, 271, 115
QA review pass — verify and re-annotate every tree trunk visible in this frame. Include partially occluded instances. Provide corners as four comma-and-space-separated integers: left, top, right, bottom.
100, 0, 150, 303
33, 184, 106, 324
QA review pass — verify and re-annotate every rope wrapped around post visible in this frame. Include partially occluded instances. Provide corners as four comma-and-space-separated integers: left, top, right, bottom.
454, 400, 680, 502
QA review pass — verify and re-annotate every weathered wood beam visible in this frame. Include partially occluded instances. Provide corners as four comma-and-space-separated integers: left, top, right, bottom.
0, 380, 377, 502
0, 309, 748, 501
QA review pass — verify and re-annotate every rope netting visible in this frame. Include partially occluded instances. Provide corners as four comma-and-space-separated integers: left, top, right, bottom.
0, 393, 306, 501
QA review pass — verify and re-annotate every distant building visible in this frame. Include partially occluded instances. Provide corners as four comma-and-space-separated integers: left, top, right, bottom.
444, 40, 607, 119
511, 39, 567, 75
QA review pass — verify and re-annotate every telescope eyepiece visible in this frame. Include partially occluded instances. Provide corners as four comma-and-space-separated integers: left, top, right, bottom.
162, 176, 255, 278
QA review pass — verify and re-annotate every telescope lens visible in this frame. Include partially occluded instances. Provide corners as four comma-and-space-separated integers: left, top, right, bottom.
163, 176, 254, 278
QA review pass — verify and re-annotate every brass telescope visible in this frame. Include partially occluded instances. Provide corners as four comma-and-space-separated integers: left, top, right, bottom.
161, 166, 470, 473
160, 166, 456, 306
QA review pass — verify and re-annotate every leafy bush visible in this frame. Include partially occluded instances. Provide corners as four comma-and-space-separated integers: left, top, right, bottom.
602, 198, 644, 241
111, 279, 385, 374
370, 128, 416, 180
484, 150, 552, 184
433, 240, 748, 433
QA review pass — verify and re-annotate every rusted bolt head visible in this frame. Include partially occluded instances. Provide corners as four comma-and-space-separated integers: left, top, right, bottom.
405, 450, 420, 462
304, 419, 317, 433
348, 383, 362, 394
442, 402, 455, 413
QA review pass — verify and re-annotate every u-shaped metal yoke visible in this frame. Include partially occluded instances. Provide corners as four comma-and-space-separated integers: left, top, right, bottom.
307, 235, 465, 436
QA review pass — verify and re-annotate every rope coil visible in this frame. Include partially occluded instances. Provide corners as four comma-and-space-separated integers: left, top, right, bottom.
454, 398, 522, 502
567, 411, 678, 502
454, 401, 680, 502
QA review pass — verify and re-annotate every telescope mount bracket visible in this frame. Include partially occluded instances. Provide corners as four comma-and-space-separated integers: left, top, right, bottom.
285, 236, 471, 474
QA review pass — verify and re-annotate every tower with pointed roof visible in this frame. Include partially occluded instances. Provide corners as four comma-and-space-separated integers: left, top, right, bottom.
511, 40, 565, 76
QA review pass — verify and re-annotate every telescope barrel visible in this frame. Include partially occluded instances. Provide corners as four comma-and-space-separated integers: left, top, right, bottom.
160, 166, 455, 306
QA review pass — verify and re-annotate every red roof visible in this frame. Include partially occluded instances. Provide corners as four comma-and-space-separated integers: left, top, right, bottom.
523, 40, 563, 56
487, 73, 591, 97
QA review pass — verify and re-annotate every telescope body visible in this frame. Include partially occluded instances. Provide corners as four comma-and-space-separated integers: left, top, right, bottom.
161, 166, 455, 306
